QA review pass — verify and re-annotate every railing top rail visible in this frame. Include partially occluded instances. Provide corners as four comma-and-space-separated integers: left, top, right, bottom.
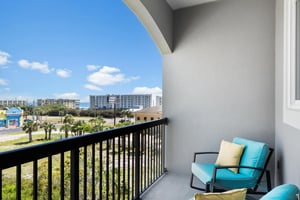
0, 118, 168, 170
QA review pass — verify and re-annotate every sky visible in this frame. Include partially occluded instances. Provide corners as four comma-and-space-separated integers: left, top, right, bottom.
0, 0, 162, 103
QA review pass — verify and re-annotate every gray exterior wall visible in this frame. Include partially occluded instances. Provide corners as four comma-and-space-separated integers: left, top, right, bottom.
141, 0, 173, 51
275, 0, 300, 186
163, 0, 275, 174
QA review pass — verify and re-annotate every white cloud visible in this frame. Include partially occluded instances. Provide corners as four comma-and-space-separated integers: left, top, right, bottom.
133, 87, 162, 95
87, 66, 126, 86
56, 69, 72, 78
18, 59, 52, 74
84, 84, 102, 91
54, 92, 79, 99
0, 51, 10, 65
86, 64, 100, 71
87, 66, 139, 87
0, 78, 8, 85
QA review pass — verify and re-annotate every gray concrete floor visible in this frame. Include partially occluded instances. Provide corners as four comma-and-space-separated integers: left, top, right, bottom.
141, 172, 199, 200
141, 172, 261, 200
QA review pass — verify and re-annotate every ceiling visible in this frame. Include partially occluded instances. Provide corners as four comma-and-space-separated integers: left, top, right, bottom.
166, 0, 218, 10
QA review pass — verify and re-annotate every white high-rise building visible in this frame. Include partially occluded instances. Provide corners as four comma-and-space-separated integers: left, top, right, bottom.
90, 94, 154, 109
37, 99, 79, 109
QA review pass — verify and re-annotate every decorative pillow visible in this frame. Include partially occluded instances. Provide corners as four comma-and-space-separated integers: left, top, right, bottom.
194, 188, 247, 200
215, 140, 245, 173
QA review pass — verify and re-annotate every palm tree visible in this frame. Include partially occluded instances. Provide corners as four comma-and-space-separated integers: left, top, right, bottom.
63, 114, 74, 125
40, 121, 49, 140
22, 120, 38, 142
60, 123, 72, 138
47, 123, 57, 140
88, 118, 97, 126
72, 120, 86, 136
82, 123, 92, 134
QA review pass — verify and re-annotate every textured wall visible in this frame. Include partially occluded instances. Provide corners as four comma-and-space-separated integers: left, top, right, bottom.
163, 0, 275, 174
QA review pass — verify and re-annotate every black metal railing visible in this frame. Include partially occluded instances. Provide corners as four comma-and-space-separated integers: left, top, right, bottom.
0, 118, 168, 200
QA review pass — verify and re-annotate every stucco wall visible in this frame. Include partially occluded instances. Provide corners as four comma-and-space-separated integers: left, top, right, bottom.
163, 0, 275, 174
141, 0, 173, 51
275, 0, 300, 186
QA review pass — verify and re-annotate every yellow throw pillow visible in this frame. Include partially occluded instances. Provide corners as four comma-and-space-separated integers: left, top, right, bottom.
194, 188, 247, 200
215, 140, 245, 173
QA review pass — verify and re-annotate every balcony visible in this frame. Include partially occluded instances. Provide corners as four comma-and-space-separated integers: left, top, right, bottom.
0, 118, 168, 200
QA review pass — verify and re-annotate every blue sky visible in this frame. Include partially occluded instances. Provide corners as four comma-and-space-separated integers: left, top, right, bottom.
0, 0, 162, 103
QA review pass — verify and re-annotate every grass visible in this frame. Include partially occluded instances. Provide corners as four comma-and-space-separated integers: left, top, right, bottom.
0, 132, 63, 152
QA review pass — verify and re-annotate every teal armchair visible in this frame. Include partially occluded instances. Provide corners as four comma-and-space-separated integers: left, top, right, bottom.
190, 137, 273, 195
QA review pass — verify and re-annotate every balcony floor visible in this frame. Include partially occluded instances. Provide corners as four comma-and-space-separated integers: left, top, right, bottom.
142, 172, 262, 200
142, 172, 198, 200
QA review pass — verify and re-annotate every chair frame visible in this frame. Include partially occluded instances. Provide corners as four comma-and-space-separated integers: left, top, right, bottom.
190, 147, 274, 195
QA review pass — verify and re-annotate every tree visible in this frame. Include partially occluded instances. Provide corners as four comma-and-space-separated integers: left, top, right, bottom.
40, 121, 49, 140
47, 123, 57, 140
60, 123, 72, 138
121, 110, 132, 120
63, 114, 74, 124
22, 120, 38, 142
91, 116, 106, 132
71, 120, 86, 136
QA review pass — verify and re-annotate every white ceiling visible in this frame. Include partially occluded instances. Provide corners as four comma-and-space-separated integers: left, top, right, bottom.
166, 0, 218, 10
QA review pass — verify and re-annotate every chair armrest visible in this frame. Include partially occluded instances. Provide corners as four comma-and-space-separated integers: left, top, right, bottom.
193, 152, 219, 162
214, 165, 264, 171
209, 165, 266, 192
211, 165, 264, 185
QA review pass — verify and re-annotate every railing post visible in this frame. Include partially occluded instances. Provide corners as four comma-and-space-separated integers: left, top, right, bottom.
71, 149, 79, 200
134, 131, 141, 200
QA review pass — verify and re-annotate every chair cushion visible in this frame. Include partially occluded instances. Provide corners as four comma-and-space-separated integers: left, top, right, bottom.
233, 137, 268, 177
194, 188, 247, 200
260, 184, 299, 200
215, 140, 245, 173
191, 163, 258, 189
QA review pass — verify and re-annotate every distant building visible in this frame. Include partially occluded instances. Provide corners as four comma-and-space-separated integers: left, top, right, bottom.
0, 110, 6, 127
134, 106, 162, 122
0, 107, 24, 128
156, 96, 162, 106
90, 94, 153, 110
0, 99, 27, 107
37, 99, 79, 109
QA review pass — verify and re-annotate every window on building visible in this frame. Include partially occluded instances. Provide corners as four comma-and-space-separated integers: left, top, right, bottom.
144, 117, 147, 121
151, 117, 154, 120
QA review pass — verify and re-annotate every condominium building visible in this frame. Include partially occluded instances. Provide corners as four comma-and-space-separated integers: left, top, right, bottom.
90, 94, 153, 109
156, 96, 162, 106
37, 99, 80, 109
0, 99, 28, 107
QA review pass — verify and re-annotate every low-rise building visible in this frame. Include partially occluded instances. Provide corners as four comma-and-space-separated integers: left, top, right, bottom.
134, 106, 162, 123
0, 107, 24, 128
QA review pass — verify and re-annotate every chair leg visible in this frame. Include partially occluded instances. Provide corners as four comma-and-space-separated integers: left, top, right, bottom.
190, 173, 206, 191
206, 183, 211, 192
266, 170, 272, 191
190, 173, 194, 188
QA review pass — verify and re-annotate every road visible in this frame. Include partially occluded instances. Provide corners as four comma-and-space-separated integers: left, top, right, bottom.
0, 127, 22, 134
0, 128, 56, 142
